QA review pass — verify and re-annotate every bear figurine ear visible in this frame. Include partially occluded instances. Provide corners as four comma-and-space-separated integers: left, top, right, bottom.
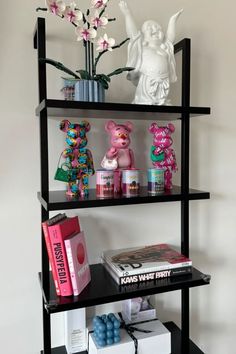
166, 123, 175, 134
60, 119, 71, 132
81, 120, 91, 132
105, 120, 116, 133
149, 122, 158, 134
124, 121, 133, 132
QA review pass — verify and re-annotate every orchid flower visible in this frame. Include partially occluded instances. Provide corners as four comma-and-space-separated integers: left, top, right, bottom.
90, 10, 108, 28
96, 33, 115, 51
64, 2, 82, 25
91, 0, 108, 10
38, 0, 131, 88
75, 26, 97, 42
45, 0, 66, 16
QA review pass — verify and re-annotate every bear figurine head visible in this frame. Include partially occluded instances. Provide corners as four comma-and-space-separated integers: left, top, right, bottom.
60, 119, 91, 149
149, 122, 175, 150
105, 120, 133, 150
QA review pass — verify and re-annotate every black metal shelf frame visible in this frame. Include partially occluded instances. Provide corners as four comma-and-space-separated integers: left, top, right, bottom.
34, 17, 210, 354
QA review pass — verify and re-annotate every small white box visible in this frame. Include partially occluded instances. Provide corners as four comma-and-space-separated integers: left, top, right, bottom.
64, 308, 88, 353
122, 298, 156, 323
88, 319, 170, 354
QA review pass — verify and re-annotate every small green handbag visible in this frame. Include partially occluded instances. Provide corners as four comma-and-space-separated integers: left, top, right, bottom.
150, 145, 165, 162
54, 162, 72, 182
54, 152, 74, 182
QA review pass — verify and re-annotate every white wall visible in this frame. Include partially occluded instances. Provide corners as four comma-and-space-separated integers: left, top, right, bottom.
0, 0, 235, 353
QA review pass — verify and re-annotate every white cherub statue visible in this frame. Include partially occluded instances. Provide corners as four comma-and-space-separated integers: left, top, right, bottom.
119, 1, 183, 105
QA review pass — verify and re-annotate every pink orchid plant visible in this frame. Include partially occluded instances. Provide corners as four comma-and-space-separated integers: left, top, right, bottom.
37, 0, 133, 89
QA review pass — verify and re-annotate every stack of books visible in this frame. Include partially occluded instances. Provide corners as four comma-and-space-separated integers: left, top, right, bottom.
42, 213, 91, 297
102, 244, 192, 286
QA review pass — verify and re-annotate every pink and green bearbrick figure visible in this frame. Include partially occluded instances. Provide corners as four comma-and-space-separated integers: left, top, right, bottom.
102, 120, 135, 192
60, 119, 94, 196
149, 122, 177, 190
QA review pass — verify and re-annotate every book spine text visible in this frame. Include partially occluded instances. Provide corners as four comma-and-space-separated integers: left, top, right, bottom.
42, 222, 61, 296
65, 241, 79, 296
104, 262, 192, 285
50, 229, 73, 296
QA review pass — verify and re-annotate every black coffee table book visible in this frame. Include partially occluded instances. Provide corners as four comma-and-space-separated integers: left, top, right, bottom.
34, 17, 211, 354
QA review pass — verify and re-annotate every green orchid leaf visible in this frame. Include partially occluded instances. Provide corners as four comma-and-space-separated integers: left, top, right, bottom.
107, 67, 134, 78
95, 74, 111, 83
99, 79, 109, 90
39, 58, 80, 79
76, 70, 92, 80
95, 77, 109, 90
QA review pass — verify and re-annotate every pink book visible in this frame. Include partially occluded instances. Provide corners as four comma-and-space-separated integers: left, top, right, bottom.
42, 213, 67, 296
48, 216, 80, 297
64, 231, 91, 296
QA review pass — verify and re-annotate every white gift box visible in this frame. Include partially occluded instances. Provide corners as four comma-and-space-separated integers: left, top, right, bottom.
88, 319, 171, 354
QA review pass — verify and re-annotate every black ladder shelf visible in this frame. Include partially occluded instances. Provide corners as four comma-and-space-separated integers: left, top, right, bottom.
34, 17, 211, 354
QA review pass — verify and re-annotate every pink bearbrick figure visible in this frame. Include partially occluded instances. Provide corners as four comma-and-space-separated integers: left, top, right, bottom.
149, 122, 177, 190
102, 120, 135, 192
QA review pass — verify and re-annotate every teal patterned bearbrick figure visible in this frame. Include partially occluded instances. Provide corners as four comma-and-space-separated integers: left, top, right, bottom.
59, 119, 94, 196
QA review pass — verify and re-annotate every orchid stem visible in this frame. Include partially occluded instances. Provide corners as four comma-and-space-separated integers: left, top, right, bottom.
36, 7, 47, 12
99, 0, 110, 18
88, 42, 91, 76
84, 41, 88, 73
91, 43, 95, 77
94, 38, 130, 71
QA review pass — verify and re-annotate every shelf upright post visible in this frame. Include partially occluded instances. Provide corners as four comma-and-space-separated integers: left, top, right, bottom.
34, 17, 51, 353
175, 38, 191, 353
